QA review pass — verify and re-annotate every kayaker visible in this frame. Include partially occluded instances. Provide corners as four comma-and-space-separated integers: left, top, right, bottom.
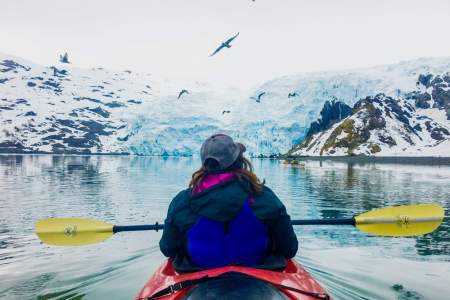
159, 133, 298, 272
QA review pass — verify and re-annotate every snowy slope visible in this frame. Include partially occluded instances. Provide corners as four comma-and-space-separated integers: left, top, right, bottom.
290, 92, 450, 156
211, 57, 450, 156
0, 54, 157, 153
0, 53, 249, 155
1, 52, 450, 156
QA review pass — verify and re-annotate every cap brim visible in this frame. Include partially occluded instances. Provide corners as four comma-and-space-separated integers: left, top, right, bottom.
236, 142, 246, 153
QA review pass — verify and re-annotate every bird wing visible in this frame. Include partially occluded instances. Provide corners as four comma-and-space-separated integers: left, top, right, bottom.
225, 32, 239, 45
210, 44, 225, 57
258, 92, 265, 99
178, 90, 188, 99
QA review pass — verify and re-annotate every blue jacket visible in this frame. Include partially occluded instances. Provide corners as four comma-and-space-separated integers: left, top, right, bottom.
159, 174, 298, 271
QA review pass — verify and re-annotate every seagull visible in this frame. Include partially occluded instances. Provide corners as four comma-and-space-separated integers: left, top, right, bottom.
250, 92, 265, 103
222, 110, 231, 114
210, 32, 240, 57
178, 89, 189, 99
288, 92, 298, 98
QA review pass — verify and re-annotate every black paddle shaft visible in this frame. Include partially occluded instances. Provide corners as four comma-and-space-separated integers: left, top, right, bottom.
112, 217, 356, 233
291, 218, 355, 226
113, 223, 164, 233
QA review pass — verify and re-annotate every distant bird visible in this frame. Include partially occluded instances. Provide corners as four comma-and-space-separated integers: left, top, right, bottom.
222, 110, 231, 114
178, 89, 189, 99
210, 32, 240, 57
59, 52, 70, 64
251, 92, 265, 103
288, 92, 298, 98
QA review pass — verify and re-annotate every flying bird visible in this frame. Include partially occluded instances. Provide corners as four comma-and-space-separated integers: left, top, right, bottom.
222, 110, 231, 114
250, 92, 265, 103
178, 89, 189, 99
210, 32, 240, 57
288, 92, 298, 98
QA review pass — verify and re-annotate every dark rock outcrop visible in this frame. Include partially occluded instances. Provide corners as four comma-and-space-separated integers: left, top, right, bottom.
417, 74, 433, 87
415, 93, 431, 109
24, 111, 37, 116
87, 106, 110, 118
408, 73, 450, 119
306, 99, 352, 138
289, 88, 450, 156
0, 59, 31, 72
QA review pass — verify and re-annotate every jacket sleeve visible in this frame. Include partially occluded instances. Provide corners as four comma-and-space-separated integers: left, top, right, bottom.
272, 205, 298, 258
261, 187, 298, 258
159, 192, 184, 258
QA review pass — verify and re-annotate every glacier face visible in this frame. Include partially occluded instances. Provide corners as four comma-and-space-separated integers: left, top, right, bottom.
1, 52, 450, 156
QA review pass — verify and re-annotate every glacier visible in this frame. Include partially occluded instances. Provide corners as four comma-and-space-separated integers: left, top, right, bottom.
1, 52, 450, 156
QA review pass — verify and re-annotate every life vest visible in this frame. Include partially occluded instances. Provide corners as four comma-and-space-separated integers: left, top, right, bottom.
187, 174, 268, 268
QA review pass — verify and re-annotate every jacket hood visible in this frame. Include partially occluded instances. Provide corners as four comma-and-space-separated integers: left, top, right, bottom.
189, 178, 250, 222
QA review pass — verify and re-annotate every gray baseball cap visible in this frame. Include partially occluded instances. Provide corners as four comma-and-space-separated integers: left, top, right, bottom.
200, 134, 245, 170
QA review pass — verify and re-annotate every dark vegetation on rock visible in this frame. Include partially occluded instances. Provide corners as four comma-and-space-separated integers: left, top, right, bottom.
306, 99, 352, 138
289, 71, 450, 156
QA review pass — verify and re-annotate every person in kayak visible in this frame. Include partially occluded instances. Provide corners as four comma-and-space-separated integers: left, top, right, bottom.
159, 133, 298, 272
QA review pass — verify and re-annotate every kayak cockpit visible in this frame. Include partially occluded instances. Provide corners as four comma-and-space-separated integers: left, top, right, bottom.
183, 272, 288, 299
135, 259, 331, 300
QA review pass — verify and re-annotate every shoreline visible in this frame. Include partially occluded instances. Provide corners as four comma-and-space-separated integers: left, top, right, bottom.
1, 152, 450, 165
284, 155, 450, 165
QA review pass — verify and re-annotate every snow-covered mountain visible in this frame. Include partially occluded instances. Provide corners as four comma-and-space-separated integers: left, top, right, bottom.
289, 73, 450, 156
1, 52, 450, 156
0, 53, 234, 155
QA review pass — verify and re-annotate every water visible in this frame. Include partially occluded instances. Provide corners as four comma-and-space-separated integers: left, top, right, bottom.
0, 155, 449, 300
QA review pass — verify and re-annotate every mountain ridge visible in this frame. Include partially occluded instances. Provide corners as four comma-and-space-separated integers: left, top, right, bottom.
1, 52, 450, 156
288, 72, 450, 157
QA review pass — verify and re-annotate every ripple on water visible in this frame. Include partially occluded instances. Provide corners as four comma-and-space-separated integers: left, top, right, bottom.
0, 156, 449, 300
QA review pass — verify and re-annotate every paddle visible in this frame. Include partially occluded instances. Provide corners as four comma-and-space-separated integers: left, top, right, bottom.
35, 204, 444, 246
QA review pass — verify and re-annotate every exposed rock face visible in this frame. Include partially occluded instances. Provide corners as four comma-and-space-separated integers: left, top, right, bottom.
0, 59, 31, 72
2, 52, 450, 156
417, 74, 432, 86
306, 99, 352, 138
289, 87, 450, 156
408, 73, 450, 120
0, 56, 147, 154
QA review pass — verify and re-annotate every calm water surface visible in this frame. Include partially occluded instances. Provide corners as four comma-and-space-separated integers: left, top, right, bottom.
0, 155, 449, 300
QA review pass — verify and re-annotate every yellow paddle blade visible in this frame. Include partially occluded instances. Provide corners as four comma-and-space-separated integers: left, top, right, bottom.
36, 218, 114, 246
355, 204, 444, 236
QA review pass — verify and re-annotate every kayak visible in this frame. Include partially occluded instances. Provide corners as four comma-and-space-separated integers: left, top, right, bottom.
135, 259, 331, 300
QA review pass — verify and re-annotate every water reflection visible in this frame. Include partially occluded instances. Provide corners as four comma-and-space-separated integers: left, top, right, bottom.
38, 288, 85, 300
415, 218, 450, 257
288, 160, 450, 257
0, 155, 449, 300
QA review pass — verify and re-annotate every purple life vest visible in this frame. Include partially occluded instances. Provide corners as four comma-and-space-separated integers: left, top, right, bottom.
187, 173, 268, 268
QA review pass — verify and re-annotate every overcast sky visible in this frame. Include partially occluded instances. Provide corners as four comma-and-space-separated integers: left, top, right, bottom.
2, 0, 450, 87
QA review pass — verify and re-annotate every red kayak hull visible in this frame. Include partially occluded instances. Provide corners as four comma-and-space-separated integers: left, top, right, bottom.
134, 259, 331, 300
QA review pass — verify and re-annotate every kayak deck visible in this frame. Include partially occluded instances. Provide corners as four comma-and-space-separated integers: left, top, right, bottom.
135, 259, 331, 300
